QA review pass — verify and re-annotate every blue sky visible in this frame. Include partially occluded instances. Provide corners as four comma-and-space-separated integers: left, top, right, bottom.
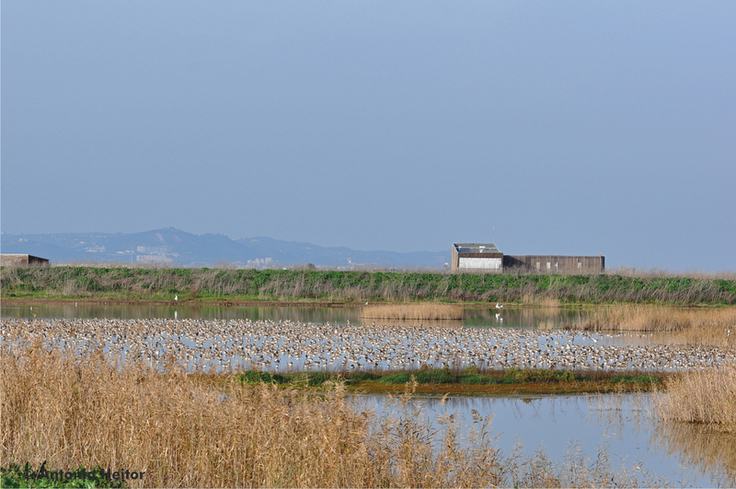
2, 1, 735, 270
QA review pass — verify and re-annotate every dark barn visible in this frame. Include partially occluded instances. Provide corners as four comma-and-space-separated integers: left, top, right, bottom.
0, 254, 50, 267
452, 243, 604, 274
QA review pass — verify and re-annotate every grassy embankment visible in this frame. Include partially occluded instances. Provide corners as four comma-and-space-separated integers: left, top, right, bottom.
2, 265, 736, 305
1, 339, 666, 488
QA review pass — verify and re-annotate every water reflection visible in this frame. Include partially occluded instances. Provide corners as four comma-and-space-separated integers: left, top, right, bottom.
1, 303, 364, 324
651, 419, 736, 487
464, 306, 589, 329
2, 303, 591, 327
358, 393, 734, 487
1, 304, 661, 349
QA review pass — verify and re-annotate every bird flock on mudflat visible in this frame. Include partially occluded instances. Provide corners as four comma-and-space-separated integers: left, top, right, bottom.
2, 318, 734, 374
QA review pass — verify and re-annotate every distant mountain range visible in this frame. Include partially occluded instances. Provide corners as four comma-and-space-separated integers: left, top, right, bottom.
0, 228, 450, 269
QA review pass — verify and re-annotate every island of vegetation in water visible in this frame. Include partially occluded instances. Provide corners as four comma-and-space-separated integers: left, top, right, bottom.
234, 366, 665, 396
2, 265, 736, 305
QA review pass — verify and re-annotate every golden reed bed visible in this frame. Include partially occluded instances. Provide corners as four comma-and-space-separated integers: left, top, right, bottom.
360, 303, 464, 321
571, 305, 736, 347
2, 337, 663, 488
1, 338, 505, 488
654, 363, 736, 434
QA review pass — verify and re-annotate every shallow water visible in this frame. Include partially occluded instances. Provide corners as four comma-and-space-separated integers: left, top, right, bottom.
357, 393, 735, 487
0, 303, 619, 332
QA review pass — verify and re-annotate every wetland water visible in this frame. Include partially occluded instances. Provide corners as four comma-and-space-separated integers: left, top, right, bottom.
1, 302, 589, 328
3, 304, 735, 486
360, 393, 735, 487
0, 303, 697, 346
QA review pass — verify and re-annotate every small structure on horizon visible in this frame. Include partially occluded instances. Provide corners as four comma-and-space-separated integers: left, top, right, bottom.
451, 243, 504, 272
451, 243, 604, 274
0, 254, 50, 267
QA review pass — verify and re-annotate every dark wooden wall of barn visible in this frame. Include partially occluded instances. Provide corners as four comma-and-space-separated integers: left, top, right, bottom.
503, 255, 604, 273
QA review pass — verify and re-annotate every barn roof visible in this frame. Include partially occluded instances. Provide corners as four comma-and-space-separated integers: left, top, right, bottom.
453, 243, 501, 254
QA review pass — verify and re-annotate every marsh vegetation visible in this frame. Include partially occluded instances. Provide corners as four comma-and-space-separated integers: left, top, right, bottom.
3, 269, 736, 486
654, 364, 736, 433
3, 265, 735, 305
1, 339, 673, 488
569, 305, 736, 347
360, 302, 464, 320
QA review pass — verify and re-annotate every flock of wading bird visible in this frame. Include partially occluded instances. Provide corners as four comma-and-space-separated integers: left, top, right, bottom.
2, 316, 735, 373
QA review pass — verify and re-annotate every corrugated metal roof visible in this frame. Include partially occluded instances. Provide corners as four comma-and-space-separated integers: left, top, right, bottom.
453, 243, 501, 254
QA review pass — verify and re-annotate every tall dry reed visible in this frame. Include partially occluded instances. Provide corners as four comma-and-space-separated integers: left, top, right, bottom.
654, 364, 736, 434
570, 306, 736, 347
0, 338, 503, 487
361, 303, 464, 321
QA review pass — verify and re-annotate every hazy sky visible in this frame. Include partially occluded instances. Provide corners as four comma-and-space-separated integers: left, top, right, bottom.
2, 1, 735, 270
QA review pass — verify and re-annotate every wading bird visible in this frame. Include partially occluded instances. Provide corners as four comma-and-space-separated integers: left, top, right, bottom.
496, 303, 503, 309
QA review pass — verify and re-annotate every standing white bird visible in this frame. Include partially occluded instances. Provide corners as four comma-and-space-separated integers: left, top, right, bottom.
496, 303, 503, 309
175, 295, 178, 301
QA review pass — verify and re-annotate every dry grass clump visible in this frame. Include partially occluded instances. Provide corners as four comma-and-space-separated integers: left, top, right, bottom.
519, 294, 561, 307
572, 306, 736, 346
361, 303, 464, 321
654, 364, 736, 433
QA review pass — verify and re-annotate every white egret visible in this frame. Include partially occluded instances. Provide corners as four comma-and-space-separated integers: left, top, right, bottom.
175, 295, 178, 301
496, 303, 503, 309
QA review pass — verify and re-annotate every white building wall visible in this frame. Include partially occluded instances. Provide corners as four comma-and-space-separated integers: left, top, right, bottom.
458, 257, 502, 270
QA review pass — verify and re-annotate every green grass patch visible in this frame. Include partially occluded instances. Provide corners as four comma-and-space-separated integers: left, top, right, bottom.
0, 462, 126, 488
506, 368, 588, 383
458, 374, 496, 385
378, 373, 412, 385
236, 370, 337, 387
345, 372, 381, 384
609, 375, 661, 384
373, 368, 588, 386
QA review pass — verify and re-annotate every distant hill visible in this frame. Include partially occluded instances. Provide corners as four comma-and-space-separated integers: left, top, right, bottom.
0, 228, 450, 269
